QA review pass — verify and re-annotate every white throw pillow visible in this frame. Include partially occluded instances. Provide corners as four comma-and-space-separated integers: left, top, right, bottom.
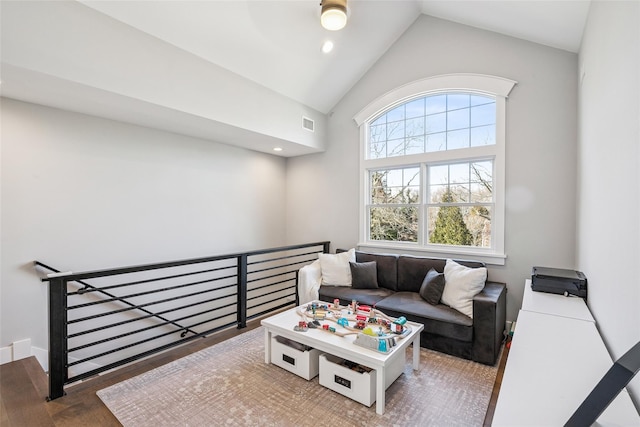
441, 259, 487, 318
319, 248, 356, 286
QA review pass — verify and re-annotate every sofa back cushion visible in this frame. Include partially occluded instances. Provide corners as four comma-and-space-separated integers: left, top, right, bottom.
355, 251, 398, 291
397, 255, 485, 293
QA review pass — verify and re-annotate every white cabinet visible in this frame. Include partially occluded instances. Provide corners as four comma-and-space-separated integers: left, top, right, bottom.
492, 281, 639, 426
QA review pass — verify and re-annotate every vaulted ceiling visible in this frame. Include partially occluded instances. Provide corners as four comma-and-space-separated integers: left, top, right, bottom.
0, 1, 591, 156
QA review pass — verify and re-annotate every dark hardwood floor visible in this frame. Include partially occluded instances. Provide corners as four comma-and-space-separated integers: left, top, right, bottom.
1, 319, 509, 427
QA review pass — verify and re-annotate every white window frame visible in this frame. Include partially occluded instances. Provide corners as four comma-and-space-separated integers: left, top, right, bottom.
353, 74, 517, 266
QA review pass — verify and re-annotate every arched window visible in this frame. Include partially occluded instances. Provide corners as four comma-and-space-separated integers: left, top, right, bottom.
354, 74, 516, 265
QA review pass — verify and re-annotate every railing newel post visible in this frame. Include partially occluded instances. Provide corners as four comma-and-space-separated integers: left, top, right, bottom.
47, 277, 67, 401
237, 254, 248, 329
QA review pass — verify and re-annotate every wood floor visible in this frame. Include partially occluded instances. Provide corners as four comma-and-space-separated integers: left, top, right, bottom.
0, 319, 509, 427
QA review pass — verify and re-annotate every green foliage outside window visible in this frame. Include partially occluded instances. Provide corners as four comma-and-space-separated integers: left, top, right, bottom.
429, 190, 473, 246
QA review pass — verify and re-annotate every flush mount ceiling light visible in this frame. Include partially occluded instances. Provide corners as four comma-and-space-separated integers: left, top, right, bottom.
320, 0, 347, 31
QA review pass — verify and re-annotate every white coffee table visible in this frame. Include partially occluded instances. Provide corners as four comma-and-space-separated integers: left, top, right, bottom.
261, 304, 424, 415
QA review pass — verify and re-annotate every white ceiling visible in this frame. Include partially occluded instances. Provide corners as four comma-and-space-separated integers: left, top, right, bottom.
79, 0, 590, 114
1, 0, 591, 156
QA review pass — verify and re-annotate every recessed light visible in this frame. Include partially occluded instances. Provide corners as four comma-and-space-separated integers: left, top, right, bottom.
322, 40, 334, 53
273, 147, 283, 152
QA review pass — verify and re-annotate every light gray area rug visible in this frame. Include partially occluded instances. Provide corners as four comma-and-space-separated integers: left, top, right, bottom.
97, 327, 498, 426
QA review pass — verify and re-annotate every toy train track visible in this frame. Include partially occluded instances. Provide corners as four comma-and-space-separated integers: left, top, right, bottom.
294, 300, 411, 353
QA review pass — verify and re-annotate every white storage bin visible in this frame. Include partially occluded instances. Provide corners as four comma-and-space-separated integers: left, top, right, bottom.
318, 353, 405, 407
270, 335, 321, 380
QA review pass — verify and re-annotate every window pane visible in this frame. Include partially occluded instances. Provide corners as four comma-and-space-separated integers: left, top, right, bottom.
470, 125, 496, 146
447, 129, 469, 150
450, 184, 470, 202
470, 95, 493, 106
470, 161, 493, 184
428, 161, 493, 204
426, 112, 446, 134
427, 205, 491, 247
405, 136, 424, 155
386, 105, 405, 122
387, 120, 404, 140
370, 207, 418, 242
426, 132, 446, 152
447, 94, 470, 110
369, 142, 385, 159
449, 163, 469, 183
429, 164, 448, 185
405, 98, 425, 119
447, 108, 470, 131
405, 117, 424, 138
429, 184, 448, 203
470, 183, 492, 203
370, 124, 386, 144
426, 94, 447, 114
370, 168, 419, 204
371, 115, 386, 126
387, 139, 406, 157
470, 103, 495, 127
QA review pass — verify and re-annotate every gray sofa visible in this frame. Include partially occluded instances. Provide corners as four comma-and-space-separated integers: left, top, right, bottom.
313, 251, 507, 365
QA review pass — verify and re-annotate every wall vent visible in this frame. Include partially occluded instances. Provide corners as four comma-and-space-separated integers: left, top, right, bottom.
302, 116, 315, 132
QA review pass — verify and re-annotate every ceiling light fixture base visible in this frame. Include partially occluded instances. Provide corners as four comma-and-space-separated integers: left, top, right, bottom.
320, 0, 348, 31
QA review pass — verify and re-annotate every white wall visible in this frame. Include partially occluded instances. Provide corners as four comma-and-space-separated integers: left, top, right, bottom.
577, 0, 640, 406
287, 15, 579, 322
0, 98, 287, 355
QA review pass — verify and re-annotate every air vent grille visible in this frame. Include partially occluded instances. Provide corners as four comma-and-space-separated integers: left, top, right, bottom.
302, 116, 315, 132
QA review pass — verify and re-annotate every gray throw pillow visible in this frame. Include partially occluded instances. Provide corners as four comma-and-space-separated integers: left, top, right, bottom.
419, 268, 445, 305
349, 261, 379, 289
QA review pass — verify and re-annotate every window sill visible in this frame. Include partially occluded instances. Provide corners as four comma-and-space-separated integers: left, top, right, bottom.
357, 242, 506, 266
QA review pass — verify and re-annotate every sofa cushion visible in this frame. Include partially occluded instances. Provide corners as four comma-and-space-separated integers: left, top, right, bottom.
355, 251, 398, 291
442, 259, 487, 318
319, 249, 355, 286
349, 261, 379, 289
318, 285, 394, 307
397, 255, 486, 293
375, 292, 473, 342
419, 268, 445, 305
397, 256, 445, 292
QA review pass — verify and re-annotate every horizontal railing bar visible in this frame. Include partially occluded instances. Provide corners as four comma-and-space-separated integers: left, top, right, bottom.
68, 301, 237, 352
42, 241, 330, 282
247, 284, 296, 303
68, 308, 238, 366
246, 250, 322, 266
248, 277, 294, 294
246, 270, 295, 285
247, 300, 295, 321
68, 293, 234, 338
68, 265, 236, 295
68, 284, 237, 324
248, 290, 296, 308
65, 321, 238, 383
248, 258, 317, 275
68, 276, 231, 310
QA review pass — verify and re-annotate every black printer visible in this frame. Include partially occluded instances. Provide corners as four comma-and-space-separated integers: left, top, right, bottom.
531, 266, 587, 299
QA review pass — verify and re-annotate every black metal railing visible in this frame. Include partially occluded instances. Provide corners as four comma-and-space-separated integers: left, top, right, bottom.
38, 241, 329, 401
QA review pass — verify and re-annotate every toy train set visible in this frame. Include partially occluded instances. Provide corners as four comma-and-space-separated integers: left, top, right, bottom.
294, 299, 411, 353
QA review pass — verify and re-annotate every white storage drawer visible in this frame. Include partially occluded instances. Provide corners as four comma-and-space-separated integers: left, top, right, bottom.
318, 353, 405, 407
270, 335, 321, 380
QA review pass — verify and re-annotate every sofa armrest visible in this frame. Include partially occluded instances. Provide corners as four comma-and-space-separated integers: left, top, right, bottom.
297, 260, 322, 305
472, 281, 507, 365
